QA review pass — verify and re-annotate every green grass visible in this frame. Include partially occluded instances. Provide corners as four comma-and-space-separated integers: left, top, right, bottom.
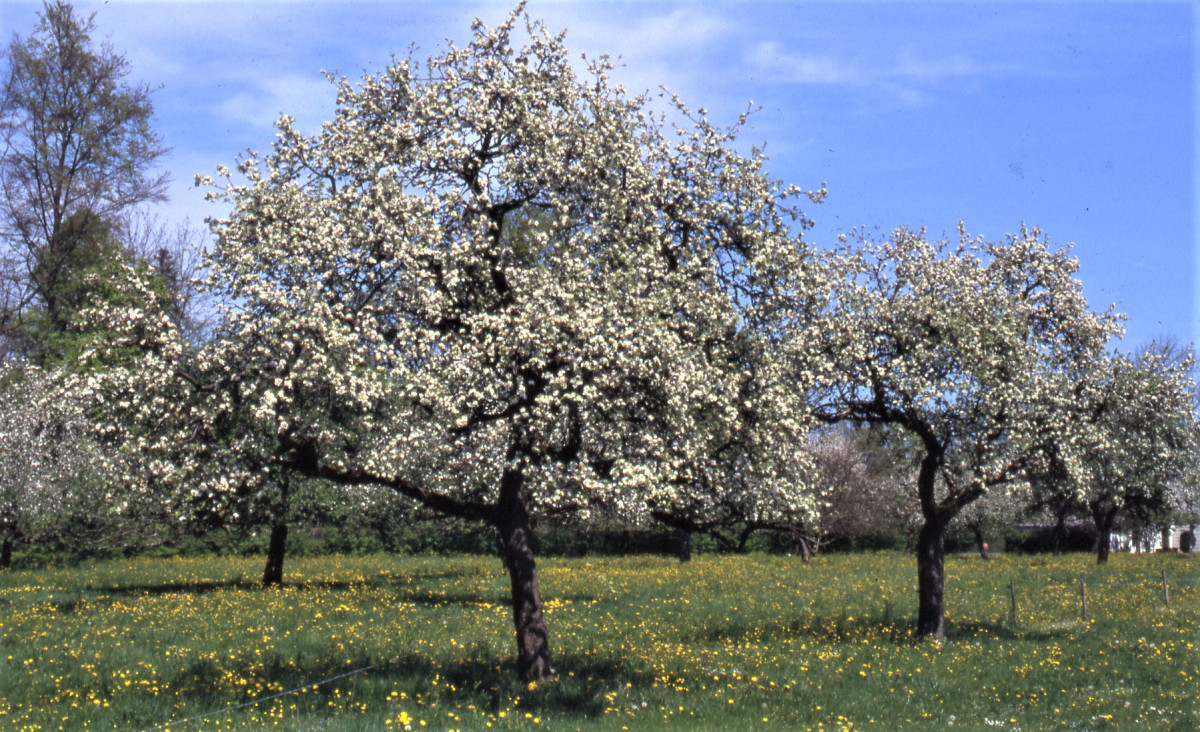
1, 551, 1197, 730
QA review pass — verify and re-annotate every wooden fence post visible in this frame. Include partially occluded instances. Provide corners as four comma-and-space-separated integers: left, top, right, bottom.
1009, 578, 1018, 628
1162, 569, 1169, 606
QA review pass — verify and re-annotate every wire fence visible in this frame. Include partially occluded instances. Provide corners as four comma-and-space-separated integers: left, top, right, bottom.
1005, 568, 1191, 630
141, 654, 414, 731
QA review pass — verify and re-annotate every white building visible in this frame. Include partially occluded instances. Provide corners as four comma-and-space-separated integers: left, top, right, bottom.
1110, 524, 1197, 553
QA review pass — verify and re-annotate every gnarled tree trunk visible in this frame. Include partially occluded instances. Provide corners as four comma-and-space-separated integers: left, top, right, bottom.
913, 440, 958, 639
494, 468, 553, 681
795, 533, 812, 564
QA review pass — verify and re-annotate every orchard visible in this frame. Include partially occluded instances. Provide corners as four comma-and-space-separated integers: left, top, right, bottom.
2, 0, 1197, 702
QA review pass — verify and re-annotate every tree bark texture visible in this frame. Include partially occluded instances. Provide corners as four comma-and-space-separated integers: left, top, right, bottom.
262, 520, 289, 587
915, 442, 949, 638
495, 468, 553, 681
1, 536, 11, 570
916, 518, 947, 638
262, 472, 291, 587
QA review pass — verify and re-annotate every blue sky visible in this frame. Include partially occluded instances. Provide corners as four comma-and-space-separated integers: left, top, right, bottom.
2, 0, 1193, 349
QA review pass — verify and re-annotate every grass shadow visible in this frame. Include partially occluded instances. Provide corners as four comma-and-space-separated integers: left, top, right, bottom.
36, 576, 599, 618
681, 610, 1078, 648
148, 648, 647, 726
66, 572, 478, 598
940, 619, 1074, 641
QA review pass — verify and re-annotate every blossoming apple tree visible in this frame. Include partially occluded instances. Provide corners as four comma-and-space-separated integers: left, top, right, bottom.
802, 225, 1120, 637
0, 363, 113, 567
1077, 348, 1198, 562
641, 350, 822, 561
82, 7, 822, 680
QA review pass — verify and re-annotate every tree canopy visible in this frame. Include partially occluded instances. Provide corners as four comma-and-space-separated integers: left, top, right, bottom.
1078, 347, 1198, 562
802, 225, 1121, 636
84, 6, 823, 680
0, 0, 172, 362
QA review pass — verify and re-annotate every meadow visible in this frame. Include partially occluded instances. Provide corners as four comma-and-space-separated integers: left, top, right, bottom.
0, 551, 1196, 731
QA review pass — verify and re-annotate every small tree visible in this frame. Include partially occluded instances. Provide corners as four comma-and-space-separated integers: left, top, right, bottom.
812, 424, 920, 552
803, 225, 1119, 637
1079, 348, 1198, 563
18, 212, 180, 368
82, 7, 821, 680
954, 487, 1026, 560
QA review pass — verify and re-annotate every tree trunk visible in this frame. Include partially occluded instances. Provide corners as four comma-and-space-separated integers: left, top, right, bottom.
262, 472, 291, 587
1096, 529, 1111, 563
914, 440, 951, 639
916, 517, 948, 637
1052, 507, 1067, 555
495, 468, 553, 681
972, 525, 990, 560
795, 532, 812, 564
675, 528, 692, 563
1, 535, 11, 570
1180, 528, 1195, 554
737, 525, 755, 553
262, 519, 289, 587
1092, 503, 1117, 565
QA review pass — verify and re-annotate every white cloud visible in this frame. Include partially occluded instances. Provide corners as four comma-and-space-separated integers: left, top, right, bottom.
894, 51, 979, 84
754, 42, 863, 86
217, 72, 338, 136
893, 46, 1029, 86
749, 39, 1025, 109
578, 6, 729, 58
476, 3, 740, 105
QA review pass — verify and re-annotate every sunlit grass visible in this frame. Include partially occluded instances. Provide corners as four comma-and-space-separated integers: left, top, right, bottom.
1, 551, 1196, 729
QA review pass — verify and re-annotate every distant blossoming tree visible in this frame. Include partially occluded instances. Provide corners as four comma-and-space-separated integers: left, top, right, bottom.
802, 225, 1120, 637
1078, 348, 1198, 563
79, 6, 822, 680
0, 364, 117, 567
811, 424, 921, 553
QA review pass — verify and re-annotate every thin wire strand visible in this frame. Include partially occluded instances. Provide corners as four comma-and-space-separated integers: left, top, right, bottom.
141, 653, 413, 731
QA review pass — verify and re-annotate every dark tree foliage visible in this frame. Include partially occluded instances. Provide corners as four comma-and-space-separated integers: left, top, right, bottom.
0, 1, 170, 359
